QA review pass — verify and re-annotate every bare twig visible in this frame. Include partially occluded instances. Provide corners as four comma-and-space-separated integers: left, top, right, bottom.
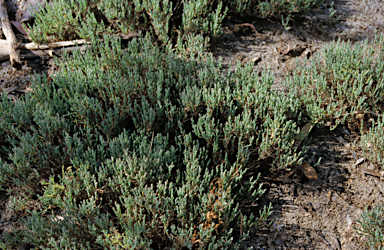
0, 42, 90, 62
20, 39, 91, 50
315, 233, 335, 250
361, 168, 382, 178
241, 23, 263, 37
278, 44, 291, 54
1, 38, 90, 51
0, 0, 21, 69
240, 213, 243, 239
172, 0, 184, 14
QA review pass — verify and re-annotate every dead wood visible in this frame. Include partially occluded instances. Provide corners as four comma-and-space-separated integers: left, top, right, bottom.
0, 40, 90, 62
20, 39, 91, 50
0, 0, 21, 69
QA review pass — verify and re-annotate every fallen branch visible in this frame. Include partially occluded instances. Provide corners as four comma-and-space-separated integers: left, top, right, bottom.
0, 43, 90, 62
20, 39, 91, 50
0, 39, 90, 61
0, 0, 21, 69
0, 32, 137, 62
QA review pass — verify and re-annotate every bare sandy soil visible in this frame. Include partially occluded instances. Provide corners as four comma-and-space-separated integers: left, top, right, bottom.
1, 0, 384, 249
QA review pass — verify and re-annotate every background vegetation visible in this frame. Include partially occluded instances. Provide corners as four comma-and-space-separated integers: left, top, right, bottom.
27, 0, 323, 53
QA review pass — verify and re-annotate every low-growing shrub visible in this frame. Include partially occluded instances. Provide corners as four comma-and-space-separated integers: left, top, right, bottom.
27, 0, 323, 51
287, 34, 384, 129
359, 114, 384, 168
224, 0, 322, 19
354, 115, 384, 250
0, 32, 308, 248
290, 34, 384, 250
27, 0, 226, 57
355, 204, 384, 250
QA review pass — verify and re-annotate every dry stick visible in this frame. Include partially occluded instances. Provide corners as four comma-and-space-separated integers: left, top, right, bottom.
0, 39, 91, 61
0, 43, 90, 62
240, 213, 243, 239
0, 32, 135, 61
315, 233, 335, 250
20, 39, 91, 50
18, 31, 139, 49
0, 0, 21, 69
0, 38, 91, 50
241, 23, 263, 37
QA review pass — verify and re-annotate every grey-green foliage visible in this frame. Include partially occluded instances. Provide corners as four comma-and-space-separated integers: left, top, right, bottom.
355, 115, 384, 249
355, 204, 384, 250
27, 0, 323, 52
353, 68, 384, 250
326, 2, 341, 23
224, 0, 323, 25
0, 33, 309, 248
360, 114, 384, 168
287, 34, 384, 129
27, 0, 227, 56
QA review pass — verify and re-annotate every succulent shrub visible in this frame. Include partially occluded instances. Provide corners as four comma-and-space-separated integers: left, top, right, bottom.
27, 0, 323, 50
359, 113, 384, 168
0, 31, 310, 248
355, 203, 384, 250
290, 35, 384, 249
287, 33, 384, 129
224, 0, 323, 19
27, 0, 227, 54
355, 114, 384, 249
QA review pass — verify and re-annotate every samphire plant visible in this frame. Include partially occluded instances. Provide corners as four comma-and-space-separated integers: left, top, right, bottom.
0, 27, 310, 247
6, 0, 384, 248
0, 0, 330, 248
27, 0, 323, 51
359, 113, 384, 169
288, 33, 384, 250
355, 203, 384, 250
28, 0, 227, 56
224, 0, 323, 30
354, 111, 384, 250
287, 33, 384, 130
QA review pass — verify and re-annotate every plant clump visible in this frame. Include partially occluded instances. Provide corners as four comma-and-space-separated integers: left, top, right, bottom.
287, 34, 384, 129
354, 113, 384, 249
224, 0, 323, 23
355, 204, 384, 250
27, 0, 323, 51
0, 28, 313, 247
359, 114, 384, 168
288, 33, 384, 250
3, 0, 384, 248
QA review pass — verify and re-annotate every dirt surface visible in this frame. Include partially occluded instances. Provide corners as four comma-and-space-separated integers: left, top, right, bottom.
241, 125, 384, 250
1, 0, 384, 249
